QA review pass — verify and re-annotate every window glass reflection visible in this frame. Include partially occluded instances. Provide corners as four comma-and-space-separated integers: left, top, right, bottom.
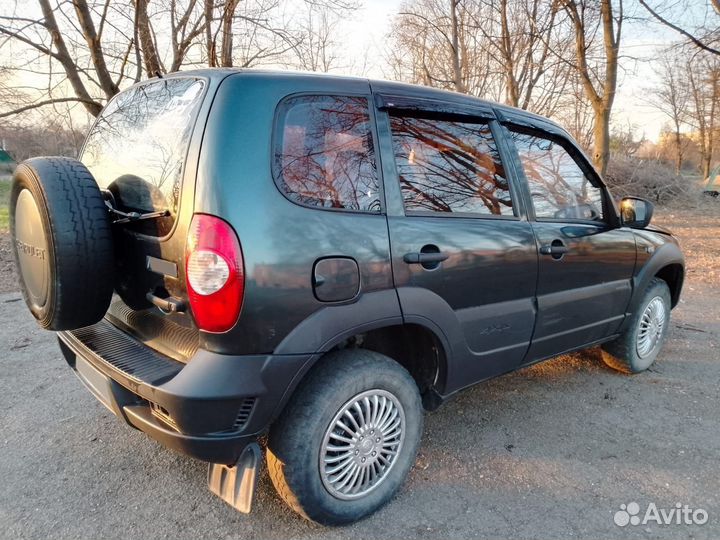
274, 96, 380, 212
82, 78, 205, 235
510, 131, 604, 221
390, 116, 513, 216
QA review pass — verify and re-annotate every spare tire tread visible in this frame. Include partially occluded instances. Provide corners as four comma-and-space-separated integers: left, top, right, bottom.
11, 156, 114, 330
48, 159, 113, 327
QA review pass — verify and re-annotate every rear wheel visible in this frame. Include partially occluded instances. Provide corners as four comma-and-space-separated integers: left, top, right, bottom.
601, 278, 672, 373
267, 349, 423, 525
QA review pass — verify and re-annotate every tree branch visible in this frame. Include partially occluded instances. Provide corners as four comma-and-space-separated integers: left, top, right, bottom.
0, 97, 101, 119
638, 0, 720, 56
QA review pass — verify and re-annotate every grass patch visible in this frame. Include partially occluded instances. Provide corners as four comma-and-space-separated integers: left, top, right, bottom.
0, 176, 10, 232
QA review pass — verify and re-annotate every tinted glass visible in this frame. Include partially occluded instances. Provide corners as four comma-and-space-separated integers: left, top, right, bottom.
274, 95, 380, 212
82, 78, 205, 235
390, 116, 513, 216
510, 130, 604, 221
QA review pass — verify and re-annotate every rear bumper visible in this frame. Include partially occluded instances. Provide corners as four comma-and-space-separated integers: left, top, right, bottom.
57, 320, 310, 465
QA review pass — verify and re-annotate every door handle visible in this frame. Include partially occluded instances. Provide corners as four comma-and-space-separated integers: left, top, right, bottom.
403, 252, 449, 264
539, 245, 568, 255
539, 240, 569, 259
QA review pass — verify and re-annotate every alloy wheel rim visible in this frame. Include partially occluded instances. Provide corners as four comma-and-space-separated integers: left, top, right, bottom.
637, 296, 666, 359
319, 389, 405, 500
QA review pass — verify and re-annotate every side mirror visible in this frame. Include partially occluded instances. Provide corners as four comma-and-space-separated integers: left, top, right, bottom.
620, 197, 654, 229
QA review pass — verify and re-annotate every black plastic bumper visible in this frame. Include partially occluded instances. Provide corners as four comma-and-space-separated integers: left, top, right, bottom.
57, 320, 310, 465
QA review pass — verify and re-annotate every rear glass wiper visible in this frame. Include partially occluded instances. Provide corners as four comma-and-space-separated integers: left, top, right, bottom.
105, 200, 170, 224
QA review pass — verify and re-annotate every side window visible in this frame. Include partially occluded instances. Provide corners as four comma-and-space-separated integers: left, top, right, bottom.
389, 115, 513, 216
274, 95, 380, 212
509, 130, 604, 221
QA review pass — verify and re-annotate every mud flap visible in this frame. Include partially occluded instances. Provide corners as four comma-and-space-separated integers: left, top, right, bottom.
207, 443, 261, 513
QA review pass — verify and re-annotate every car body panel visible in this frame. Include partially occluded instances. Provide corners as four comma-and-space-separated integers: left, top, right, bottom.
195, 72, 396, 355
524, 222, 636, 361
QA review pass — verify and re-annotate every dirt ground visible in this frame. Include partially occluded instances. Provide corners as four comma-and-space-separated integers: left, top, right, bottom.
0, 234, 17, 293
0, 207, 718, 540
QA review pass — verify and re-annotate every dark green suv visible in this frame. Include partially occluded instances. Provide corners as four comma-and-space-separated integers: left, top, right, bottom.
9, 69, 684, 525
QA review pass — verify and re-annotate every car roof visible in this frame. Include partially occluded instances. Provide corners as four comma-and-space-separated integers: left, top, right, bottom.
166, 67, 564, 132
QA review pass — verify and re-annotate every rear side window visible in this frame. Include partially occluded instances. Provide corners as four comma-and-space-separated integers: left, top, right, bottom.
389, 115, 513, 216
82, 78, 205, 236
509, 130, 604, 221
274, 95, 380, 212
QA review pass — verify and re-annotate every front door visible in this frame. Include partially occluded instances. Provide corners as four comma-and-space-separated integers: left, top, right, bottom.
503, 123, 636, 362
374, 94, 538, 395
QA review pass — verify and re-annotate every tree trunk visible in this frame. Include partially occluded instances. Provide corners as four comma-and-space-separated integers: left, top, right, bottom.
135, 0, 163, 76
72, 0, 119, 99
132, 0, 143, 82
562, 0, 621, 177
37, 0, 103, 116
219, 0, 239, 67
449, 0, 464, 93
673, 123, 683, 175
205, 0, 217, 66
499, 0, 519, 107
597, 0, 619, 177
592, 106, 611, 176
706, 69, 719, 179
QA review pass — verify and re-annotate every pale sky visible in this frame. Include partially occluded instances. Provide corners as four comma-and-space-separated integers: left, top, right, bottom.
340, 0, 682, 143
1, 0, 696, 142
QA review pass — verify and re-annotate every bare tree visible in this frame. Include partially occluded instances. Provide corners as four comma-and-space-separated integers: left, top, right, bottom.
687, 52, 720, 178
0, 0, 145, 117
609, 122, 645, 158
649, 48, 691, 173
449, 0, 464, 92
471, 0, 572, 115
388, 0, 500, 97
136, 0, 164, 76
168, 0, 208, 71
0, 0, 359, 123
560, 0, 623, 176
219, 0, 241, 67
293, 5, 342, 72
388, 0, 574, 116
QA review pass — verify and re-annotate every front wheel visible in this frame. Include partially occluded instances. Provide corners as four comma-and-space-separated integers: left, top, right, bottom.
601, 278, 672, 373
267, 349, 423, 525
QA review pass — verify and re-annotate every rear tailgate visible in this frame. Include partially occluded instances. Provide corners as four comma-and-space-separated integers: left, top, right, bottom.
80, 74, 221, 361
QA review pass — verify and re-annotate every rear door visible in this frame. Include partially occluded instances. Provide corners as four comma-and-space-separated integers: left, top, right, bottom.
501, 118, 636, 362
80, 76, 215, 359
373, 91, 538, 394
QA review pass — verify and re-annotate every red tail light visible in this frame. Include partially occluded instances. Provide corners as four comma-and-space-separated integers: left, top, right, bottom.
185, 214, 244, 333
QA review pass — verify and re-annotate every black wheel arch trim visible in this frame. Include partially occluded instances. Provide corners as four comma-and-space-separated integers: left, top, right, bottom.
620, 240, 684, 333
269, 287, 458, 422
273, 289, 404, 355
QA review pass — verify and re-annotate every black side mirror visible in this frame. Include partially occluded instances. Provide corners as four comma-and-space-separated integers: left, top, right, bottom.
620, 197, 654, 229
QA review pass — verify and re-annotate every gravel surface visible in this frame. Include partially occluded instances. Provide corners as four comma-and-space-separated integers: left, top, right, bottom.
1, 210, 719, 540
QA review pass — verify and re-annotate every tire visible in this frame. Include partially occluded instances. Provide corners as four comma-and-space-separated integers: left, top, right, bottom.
10, 157, 114, 330
601, 278, 672, 374
267, 349, 423, 525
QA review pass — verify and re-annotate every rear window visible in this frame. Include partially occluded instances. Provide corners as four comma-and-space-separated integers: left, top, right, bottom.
82, 78, 205, 236
273, 95, 381, 212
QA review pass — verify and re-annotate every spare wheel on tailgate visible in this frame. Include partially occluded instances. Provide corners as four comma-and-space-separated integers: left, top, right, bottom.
10, 156, 114, 330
